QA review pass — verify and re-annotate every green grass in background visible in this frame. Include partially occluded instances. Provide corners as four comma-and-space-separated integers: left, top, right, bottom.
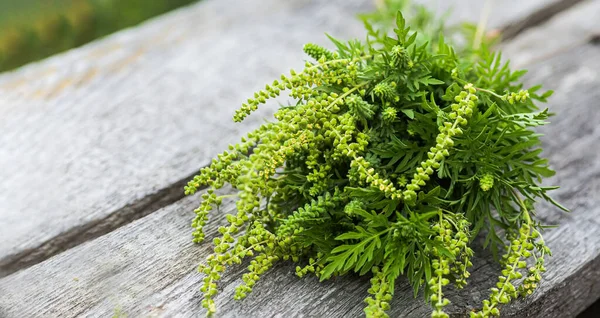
0, 1, 73, 28
0, 0, 198, 72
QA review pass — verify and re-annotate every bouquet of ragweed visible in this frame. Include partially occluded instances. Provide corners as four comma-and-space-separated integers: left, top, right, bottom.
184, 4, 566, 318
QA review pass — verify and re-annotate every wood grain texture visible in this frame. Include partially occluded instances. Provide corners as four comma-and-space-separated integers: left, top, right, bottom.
0, 0, 373, 276
2, 27, 599, 318
501, 0, 600, 68
420, 0, 555, 29
500, 0, 589, 41
0, 0, 559, 276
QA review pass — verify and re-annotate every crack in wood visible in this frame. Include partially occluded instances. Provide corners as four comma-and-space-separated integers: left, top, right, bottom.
0, 173, 197, 278
501, 0, 588, 40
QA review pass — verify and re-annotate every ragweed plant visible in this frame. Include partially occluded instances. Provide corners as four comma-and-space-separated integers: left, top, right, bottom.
185, 5, 566, 318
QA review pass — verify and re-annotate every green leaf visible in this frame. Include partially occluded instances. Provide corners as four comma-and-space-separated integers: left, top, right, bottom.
325, 33, 349, 57
395, 11, 405, 31
193, 3, 567, 315
401, 109, 415, 119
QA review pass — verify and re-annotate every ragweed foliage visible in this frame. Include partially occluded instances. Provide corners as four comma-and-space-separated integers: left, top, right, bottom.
185, 5, 566, 318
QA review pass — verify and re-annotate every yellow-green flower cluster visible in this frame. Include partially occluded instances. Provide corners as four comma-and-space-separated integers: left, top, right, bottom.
199, 221, 277, 314
329, 113, 359, 159
235, 78, 287, 122
347, 94, 376, 119
191, 190, 218, 243
351, 156, 402, 199
390, 45, 408, 66
403, 84, 478, 203
519, 256, 545, 297
364, 267, 393, 318
303, 43, 335, 61
234, 53, 363, 122
306, 164, 332, 196
450, 218, 473, 288
471, 217, 540, 317
504, 89, 530, 104
184, 128, 265, 195
430, 213, 473, 318
480, 173, 494, 192
186, 8, 563, 318
382, 107, 397, 122
295, 254, 324, 278
321, 111, 370, 161
289, 60, 360, 100
519, 228, 550, 297
373, 81, 398, 101
235, 251, 279, 300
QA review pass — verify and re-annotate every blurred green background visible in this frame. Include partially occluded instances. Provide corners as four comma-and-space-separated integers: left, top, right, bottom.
0, 0, 197, 72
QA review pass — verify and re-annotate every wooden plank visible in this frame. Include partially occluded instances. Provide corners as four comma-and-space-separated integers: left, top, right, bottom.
422, 0, 559, 29
0, 0, 560, 276
501, 0, 600, 68
2, 8, 599, 318
499, 0, 588, 40
1, 44, 599, 317
0, 0, 374, 276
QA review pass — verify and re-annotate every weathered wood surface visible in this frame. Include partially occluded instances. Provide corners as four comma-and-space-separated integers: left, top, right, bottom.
2, 1, 600, 317
0, 0, 561, 277
1, 44, 599, 318
423, 0, 573, 31
501, 0, 600, 67
0, 0, 373, 276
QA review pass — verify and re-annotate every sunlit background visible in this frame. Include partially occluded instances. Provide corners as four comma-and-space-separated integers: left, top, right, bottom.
0, 0, 197, 71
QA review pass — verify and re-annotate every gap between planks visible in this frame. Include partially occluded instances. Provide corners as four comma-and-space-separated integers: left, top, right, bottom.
0, 173, 195, 278
500, 0, 588, 40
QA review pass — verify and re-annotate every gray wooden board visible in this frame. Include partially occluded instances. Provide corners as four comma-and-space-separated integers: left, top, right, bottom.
501, 0, 600, 68
2, 7, 600, 318
0, 0, 373, 275
420, 0, 564, 30
0, 0, 560, 276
